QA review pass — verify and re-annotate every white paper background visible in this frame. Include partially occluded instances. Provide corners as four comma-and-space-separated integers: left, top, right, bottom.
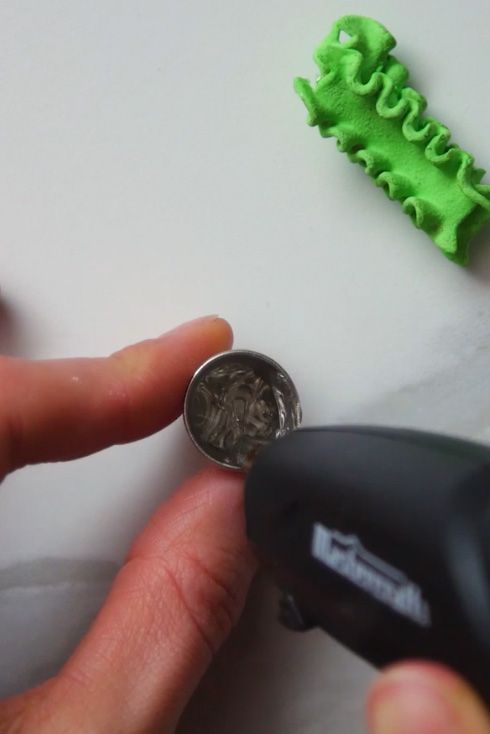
1, 1, 490, 731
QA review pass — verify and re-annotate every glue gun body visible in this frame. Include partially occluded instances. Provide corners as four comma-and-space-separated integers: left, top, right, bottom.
245, 426, 490, 705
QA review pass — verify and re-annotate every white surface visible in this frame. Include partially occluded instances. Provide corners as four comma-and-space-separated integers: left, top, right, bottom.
1, 0, 490, 730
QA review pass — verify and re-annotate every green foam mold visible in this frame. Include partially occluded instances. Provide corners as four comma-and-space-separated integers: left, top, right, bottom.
295, 15, 490, 264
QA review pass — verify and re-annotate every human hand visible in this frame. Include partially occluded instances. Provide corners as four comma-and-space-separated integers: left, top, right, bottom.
3, 315, 490, 734
367, 662, 490, 733
0, 315, 256, 734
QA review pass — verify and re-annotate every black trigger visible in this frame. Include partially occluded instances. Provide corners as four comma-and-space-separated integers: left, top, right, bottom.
278, 592, 317, 632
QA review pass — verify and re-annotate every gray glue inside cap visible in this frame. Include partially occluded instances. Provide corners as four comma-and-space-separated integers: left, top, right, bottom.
184, 350, 302, 470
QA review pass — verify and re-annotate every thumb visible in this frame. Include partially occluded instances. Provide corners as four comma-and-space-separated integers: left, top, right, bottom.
367, 662, 490, 734
1, 468, 256, 734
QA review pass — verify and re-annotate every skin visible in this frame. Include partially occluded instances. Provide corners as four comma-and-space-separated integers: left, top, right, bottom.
0, 315, 488, 734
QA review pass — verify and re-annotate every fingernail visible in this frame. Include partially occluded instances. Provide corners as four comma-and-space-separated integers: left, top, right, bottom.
162, 316, 222, 337
369, 681, 460, 734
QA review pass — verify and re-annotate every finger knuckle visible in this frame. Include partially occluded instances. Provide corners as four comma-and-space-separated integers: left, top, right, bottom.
173, 550, 241, 648
102, 352, 135, 444
124, 550, 243, 660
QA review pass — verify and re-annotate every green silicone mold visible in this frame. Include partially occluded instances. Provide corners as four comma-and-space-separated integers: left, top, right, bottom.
295, 15, 490, 264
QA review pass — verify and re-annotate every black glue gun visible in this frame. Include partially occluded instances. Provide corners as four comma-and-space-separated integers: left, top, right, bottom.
244, 426, 490, 706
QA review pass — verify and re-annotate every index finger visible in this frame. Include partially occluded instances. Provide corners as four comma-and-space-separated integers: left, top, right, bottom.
0, 316, 232, 478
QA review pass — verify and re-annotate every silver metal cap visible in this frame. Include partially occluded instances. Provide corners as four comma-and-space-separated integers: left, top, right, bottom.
184, 350, 302, 471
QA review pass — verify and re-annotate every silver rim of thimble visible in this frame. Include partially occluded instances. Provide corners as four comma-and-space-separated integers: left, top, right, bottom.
184, 349, 302, 471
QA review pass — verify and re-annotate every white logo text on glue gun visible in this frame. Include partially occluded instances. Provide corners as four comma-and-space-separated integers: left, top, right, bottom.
311, 523, 431, 628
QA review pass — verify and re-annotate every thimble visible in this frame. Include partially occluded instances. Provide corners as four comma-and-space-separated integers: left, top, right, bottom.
184, 350, 302, 470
